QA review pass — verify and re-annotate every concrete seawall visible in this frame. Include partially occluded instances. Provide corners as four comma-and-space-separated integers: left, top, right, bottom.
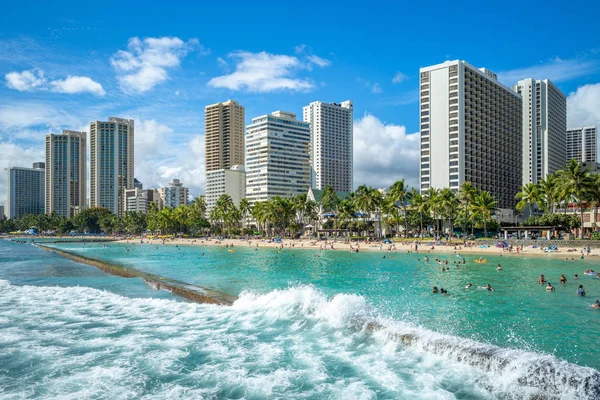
37, 244, 236, 306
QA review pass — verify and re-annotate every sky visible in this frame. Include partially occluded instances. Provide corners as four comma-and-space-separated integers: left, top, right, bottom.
1, 0, 600, 203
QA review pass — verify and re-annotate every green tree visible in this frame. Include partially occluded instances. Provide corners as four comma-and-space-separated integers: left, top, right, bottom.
557, 159, 594, 238
515, 182, 540, 216
388, 179, 410, 237
470, 191, 497, 238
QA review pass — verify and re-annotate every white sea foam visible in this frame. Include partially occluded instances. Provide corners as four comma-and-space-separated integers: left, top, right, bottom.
0, 280, 598, 399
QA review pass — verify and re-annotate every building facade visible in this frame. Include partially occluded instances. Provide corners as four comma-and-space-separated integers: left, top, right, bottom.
124, 188, 161, 214
419, 60, 522, 209
245, 111, 311, 203
205, 100, 245, 172
5, 163, 45, 219
205, 165, 246, 212
89, 117, 134, 215
45, 130, 86, 218
158, 179, 189, 209
566, 126, 597, 163
513, 79, 566, 184
302, 100, 353, 192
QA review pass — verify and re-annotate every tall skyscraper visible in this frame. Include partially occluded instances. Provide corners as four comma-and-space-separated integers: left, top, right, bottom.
205, 100, 245, 172
158, 179, 189, 208
513, 79, 566, 184
89, 117, 134, 215
419, 60, 522, 209
303, 100, 353, 191
205, 165, 246, 212
245, 111, 311, 203
5, 163, 45, 219
45, 130, 86, 218
567, 126, 597, 163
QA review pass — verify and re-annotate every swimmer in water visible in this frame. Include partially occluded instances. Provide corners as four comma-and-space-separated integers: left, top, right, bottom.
592, 300, 600, 309
484, 283, 494, 292
497, 264, 502, 271
546, 282, 555, 292
465, 283, 472, 289
424, 256, 429, 263
537, 274, 546, 285
574, 274, 579, 279
432, 286, 439, 293
559, 274, 567, 284
577, 285, 586, 297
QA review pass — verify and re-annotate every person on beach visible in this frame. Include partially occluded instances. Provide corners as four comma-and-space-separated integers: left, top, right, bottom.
560, 274, 567, 284
537, 274, 546, 285
546, 282, 555, 292
577, 285, 586, 297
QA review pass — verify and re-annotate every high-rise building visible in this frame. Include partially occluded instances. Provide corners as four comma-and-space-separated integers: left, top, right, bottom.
513, 79, 566, 184
302, 100, 353, 191
205, 165, 246, 212
124, 188, 161, 213
45, 130, 86, 218
158, 179, 189, 208
205, 100, 245, 172
419, 60, 522, 209
566, 126, 597, 163
89, 117, 134, 215
245, 111, 311, 203
5, 163, 45, 219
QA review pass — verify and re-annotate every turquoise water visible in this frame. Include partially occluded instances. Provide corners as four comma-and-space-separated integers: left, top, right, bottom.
2, 239, 600, 399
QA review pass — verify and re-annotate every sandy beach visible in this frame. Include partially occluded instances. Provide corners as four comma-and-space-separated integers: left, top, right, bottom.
115, 237, 599, 259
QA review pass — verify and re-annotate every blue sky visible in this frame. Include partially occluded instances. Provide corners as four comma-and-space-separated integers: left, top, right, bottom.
1, 0, 600, 201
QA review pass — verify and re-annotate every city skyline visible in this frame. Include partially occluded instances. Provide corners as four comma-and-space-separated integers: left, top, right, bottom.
1, 1, 600, 202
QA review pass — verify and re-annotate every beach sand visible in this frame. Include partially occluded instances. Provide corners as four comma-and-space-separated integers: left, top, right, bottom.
114, 237, 598, 259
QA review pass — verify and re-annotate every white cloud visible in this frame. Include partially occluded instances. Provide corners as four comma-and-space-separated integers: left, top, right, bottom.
497, 57, 599, 84
49, 76, 105, 95
0, 104, 80, 129
353, 113, 419, 189
216, 56, 229, 71
357, 77, 382, 94
392, 72, 407, 84
5, 69, 104, 95
567, 82, 600, 128
135, 119, 173, 157
208, 51, 329, 92
306, 55, 331, 68
111, 36, 201, 93
294, 44, 307, 54
371, 83, 382, 94
5, 69, 46, 91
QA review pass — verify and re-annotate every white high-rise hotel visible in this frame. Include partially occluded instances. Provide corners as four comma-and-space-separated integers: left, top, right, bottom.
567, 126, 597, 163
303, 101, 353, 192
419, 60, 522, 209
245, 111, 311, 203
45, 130, 86, 218
89, 117, 134, 216
513, 79, 566, 184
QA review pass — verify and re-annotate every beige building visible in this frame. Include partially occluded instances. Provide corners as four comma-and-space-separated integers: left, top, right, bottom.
45, 130, 86, 218
89, 117, 134, 216
205, 100, 245, 172
419, 60, 522, 209
205, 165, 246, 213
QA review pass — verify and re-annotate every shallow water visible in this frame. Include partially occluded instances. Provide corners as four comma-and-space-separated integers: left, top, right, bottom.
1, 239, 600, 399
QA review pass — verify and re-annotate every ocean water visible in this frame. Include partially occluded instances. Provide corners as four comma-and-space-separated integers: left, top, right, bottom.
1, 239, 600, 399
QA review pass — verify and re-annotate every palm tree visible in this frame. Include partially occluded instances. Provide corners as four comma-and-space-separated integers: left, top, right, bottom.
239, 198, 252, 228
191, 196, 207, 217
440, 188, 458, 237
515, 182, 540, 216
410, 188, 428, 237
320, 185, 339, 214
538, 173, 557, 213
388, 179, 410, 237
470, 191, 497, 238
588, 174, 600, 230
557, 159, 593, 238
353, 185, 377, 236
459, 182, 478, 235
425, 188, 442, 236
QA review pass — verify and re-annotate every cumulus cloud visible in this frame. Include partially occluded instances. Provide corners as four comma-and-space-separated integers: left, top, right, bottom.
357, 77, 382, 94
353, 113, 419, 189
392, 72, 407, 84
49, 76, 105, 95
135, 119, 173, 157
306, 55, 331, 68
208, 51, 329, 92
0, 104, 80, 130
567, 82, 600, 128
5, 69, 46, 91
5, 69, 104, 95
497, 57, 599, 84
111, 36, 201, 93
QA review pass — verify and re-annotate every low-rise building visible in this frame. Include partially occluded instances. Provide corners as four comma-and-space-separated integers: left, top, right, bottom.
205, 165, 246, 212
158, 179, 189, 209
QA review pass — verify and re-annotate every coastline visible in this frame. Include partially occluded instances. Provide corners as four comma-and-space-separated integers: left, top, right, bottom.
114, 237, 599, 259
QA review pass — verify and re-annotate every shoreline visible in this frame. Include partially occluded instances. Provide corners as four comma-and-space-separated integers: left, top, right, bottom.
37, 244, 236, 305
114, 237, 599, 259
